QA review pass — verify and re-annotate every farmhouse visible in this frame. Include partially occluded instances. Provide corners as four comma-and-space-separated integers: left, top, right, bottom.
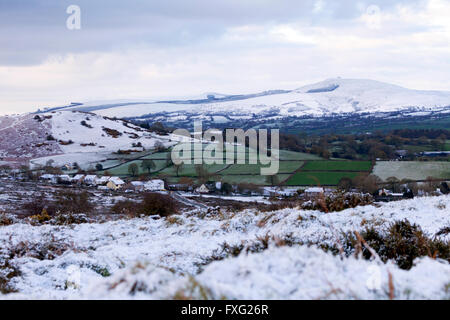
84, 175, 97, 185
71, 174, 85, 184
95, 176, 111, 185
40, 174, 57, 184
57, 175, 71, 183
107, 180, 121, 191
195, 184, 210, 194
107, 177, 125, 190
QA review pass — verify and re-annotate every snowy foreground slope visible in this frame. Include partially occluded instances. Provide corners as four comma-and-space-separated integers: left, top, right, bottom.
1, 195, 449, 300
59, 78, 450, 119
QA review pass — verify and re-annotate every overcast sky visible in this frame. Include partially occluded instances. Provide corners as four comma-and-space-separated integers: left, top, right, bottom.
1, 0, 450, 114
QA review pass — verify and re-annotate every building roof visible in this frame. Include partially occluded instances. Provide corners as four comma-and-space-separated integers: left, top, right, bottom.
71, 174, 85, 180
305, 187, 324, 193
109, 177, 125, 185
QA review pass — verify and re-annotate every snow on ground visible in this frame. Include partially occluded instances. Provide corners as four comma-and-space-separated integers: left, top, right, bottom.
47, 111, 176, 154
64, 78, 450, 119
1, 195, 449, 299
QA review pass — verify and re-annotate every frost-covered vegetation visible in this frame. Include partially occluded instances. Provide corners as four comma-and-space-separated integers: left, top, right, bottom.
0, 192, 449, 299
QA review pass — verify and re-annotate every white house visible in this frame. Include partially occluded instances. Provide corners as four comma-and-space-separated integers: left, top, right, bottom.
105, 177, 125, 191
143, 179, 165, 191
95, 176, 111, 185
195, 184, 210, 194
109, 177, 125, 186
40, 174, 57, 184
107, 180, 124, 191
71, 174, 85, 184
84, 175, 98, 185
304, 187, 324, 194
58, 175, 71, 183
129, 181, 145, 192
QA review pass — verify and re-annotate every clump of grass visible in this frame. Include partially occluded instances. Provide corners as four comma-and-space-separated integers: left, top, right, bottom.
341, 220, 450, 270
28, 208, 52, 225
166, 216, 183, 226
436, 226, 450, 237
0, 261, 21, 294
6, 238, 73, 261
197, 233, 303, 270
0, 213, 14, 226
302, 192, 373, 212
51, 213, 90, 225
173, 277, 213, 300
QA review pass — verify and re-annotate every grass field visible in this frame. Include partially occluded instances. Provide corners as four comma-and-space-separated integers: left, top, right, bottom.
214, 174, 291, 186
97, 147, 374, 186
373, 161, 450, 181
277, 150, 323, 160
158, 163, 229, 177
220, 161, 304, 175
285, 172, 360, 186
102, 159, 168, 176
445, 141, 450, 151
301, 161, 372, 171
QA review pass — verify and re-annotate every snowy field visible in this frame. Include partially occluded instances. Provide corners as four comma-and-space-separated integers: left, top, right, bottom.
1, 195, 449, 300
373, 161, 450, 181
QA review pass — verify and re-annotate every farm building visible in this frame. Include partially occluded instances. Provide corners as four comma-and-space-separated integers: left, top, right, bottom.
143, 179, 165, 191
95, 176, 111, 185
40, 174, 57, 184
71, 174, 85, 184
84, 175, 98, 185
107, 177, 125, 190
195, 184, 210, 194
304, 187, 324, 195
58, 175, 71, 183
107, 180, 122, 191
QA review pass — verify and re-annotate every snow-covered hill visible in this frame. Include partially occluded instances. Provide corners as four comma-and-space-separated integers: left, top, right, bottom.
53, 78, 450, 120
0, 111, 176, 168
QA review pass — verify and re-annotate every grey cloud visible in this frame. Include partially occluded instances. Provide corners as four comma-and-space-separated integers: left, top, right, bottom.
0, 0, 426, 65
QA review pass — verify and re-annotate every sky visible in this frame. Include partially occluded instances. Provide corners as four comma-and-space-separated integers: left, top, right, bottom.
0, 0, 450, 114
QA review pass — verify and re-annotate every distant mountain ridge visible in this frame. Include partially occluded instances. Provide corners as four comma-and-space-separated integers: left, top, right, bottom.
36, 78, 450, 125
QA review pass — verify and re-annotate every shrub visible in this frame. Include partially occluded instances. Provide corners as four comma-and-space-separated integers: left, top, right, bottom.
102, 127, 122, 138
0, 213, 14, 226
301, 192, 373, 212
343, 220, 450, 270
54, 190, 94, 214
80, 120, 93, 128
0, 261, 20, 294
111, 200, 138, 215
139, 193, 178, 217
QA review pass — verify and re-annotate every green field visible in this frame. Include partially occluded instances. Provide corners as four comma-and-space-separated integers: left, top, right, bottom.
445, 141, 450, 151
102, 159, 168, 176
220, 161, 304, 175
301, 161, 372, 171
158, 163, 229, 177
277, 150, 323, 161
214, 174, 291, 186
96, 147, 376, 186
285, 172, 360, 186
